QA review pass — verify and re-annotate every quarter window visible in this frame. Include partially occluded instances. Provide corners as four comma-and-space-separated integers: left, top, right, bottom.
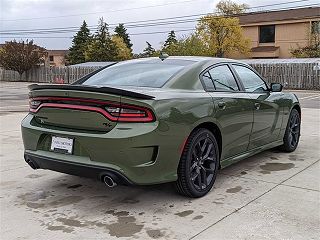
233, 65, 267, 93
202, 71, 215, 91
259, 25, 275, 43
207, 65, 239, 91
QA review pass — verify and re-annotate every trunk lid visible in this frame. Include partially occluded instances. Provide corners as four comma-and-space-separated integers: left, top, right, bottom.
29, 84, 154, 132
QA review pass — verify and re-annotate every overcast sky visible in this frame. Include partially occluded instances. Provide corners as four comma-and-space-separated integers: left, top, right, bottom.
0, 0, 319, 53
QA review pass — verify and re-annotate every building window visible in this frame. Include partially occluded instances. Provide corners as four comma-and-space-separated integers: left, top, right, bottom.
49, 55, 54, 61
259, 25, 275, 43
311, 21, 320, 34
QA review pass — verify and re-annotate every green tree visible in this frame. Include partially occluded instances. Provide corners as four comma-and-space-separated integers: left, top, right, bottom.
196, 0, 250, 57
114, 23, 133, 54
0, 40, 46, 80
216, 0, 248, 16
143, 41, 156, 57
197, 16, 250, 57
163, 30, 178, 50
112, 36, 132, 60
68, 21, 91, 65
162, 1, 249, 57
165, 34, 210, 56
85, 18, 118, 61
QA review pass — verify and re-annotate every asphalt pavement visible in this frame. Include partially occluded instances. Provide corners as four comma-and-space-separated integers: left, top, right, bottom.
0, 81, 319, 240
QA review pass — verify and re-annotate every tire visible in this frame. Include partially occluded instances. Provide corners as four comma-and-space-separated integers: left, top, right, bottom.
280, 108, 301, 152
175, 128, 219, 198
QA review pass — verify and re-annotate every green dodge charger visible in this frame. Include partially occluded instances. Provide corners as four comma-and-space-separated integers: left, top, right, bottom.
21, 56, 301, 197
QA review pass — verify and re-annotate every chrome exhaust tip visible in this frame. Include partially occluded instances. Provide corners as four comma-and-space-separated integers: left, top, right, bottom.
26, 159, 38, 169
103, 175, 117, 188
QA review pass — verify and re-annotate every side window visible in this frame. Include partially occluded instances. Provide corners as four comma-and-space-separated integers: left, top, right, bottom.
208, 65, 239, 91
233, 65, 267, 93
202, 71, 215, 91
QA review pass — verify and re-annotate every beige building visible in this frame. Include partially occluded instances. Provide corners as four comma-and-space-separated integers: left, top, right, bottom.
236, 7, 320, 58
45, 50, 69, 67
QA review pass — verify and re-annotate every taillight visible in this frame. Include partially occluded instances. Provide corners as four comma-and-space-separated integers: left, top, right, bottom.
29, 99, 41, 110
105, 104, 155, 122
29, 97, 155, 123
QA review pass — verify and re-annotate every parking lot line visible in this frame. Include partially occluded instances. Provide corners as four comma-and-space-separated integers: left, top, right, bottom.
298, 95, 320, 100
190, 159, 320, 240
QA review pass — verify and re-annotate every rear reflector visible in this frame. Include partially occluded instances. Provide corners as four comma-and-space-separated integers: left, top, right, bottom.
29, 97, 155, 123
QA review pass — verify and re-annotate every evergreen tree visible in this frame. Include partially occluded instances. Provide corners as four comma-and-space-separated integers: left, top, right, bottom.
85, 18, 118, 61
114, 23, 133, 53
68, 21, 91, 64
163, 30, 177, 49
143, 41, 156, 57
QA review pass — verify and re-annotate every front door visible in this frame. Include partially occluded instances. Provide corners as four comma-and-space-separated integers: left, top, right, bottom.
232, 64, 283, 149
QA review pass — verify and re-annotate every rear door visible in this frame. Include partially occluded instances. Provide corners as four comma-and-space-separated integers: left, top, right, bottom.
231, 64, 283, 149
202, 64, 253, 161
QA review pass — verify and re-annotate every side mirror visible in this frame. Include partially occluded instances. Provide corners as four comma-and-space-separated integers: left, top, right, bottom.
270, 83, 283, 92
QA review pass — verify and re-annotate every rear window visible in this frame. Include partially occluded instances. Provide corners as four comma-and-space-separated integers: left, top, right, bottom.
82, 59, 194, 88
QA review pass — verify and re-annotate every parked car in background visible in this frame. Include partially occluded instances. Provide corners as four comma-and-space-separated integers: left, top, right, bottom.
21, 56, 301, 198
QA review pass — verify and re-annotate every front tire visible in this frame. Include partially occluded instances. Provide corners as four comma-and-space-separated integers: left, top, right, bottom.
280, 108, 301, 152
175, 128, 219, 198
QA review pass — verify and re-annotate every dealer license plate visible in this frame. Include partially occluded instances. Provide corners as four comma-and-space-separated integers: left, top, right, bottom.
50, 136, 74, 154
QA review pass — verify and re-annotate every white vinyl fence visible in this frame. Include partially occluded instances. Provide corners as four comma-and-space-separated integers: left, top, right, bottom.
0, 66, 100, 84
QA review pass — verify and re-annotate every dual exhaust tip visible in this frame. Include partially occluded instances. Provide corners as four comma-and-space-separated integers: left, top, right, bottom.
26, 156, 118, 188
103, 175, 117, 188
26, 158, 39, 170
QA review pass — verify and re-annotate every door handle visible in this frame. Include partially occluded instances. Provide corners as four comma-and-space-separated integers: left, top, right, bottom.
218, 101, 226, 109
254, 103, 261, 110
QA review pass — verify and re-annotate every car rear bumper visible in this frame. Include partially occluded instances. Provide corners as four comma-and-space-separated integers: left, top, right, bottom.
24, 152, 133, 185
21, 114, 187, 185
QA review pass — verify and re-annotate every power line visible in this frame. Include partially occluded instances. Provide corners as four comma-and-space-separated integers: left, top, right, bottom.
0, 28, 196, 39
1, 4, 318, 37
1, 0, 312, 23
1, 14, 209, 33
0, 0, 205, 22
1, 0, 316, 34
248, 0, 311, 9
0, 18, 201, 35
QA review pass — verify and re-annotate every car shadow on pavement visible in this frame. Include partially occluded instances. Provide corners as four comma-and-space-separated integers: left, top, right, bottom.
18, 147, 294, 210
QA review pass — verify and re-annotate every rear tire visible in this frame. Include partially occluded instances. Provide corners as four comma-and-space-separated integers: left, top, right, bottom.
175, 128, 219, 198
280, 108, 301, 152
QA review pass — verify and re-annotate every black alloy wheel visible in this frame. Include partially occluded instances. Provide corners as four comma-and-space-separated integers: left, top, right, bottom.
176, 128, 219, 198
281, 108, 301, 152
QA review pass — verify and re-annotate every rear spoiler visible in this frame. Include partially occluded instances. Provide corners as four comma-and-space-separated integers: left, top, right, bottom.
28, 84, 155, 100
